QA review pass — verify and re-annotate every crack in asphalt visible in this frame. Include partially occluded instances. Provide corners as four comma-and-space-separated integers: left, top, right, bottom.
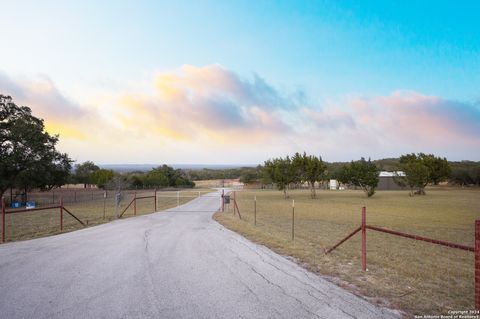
142, 228, 163, 316
225, 231, 379, 318
223, 244, 326, 319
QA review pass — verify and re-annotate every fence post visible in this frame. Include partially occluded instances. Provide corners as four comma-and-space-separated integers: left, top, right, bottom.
134, 192, 137, 216
292, 199, 295, 241
60, 197, 64, 231
154, 189, 157, 211
177, 191, 180, 207
361, 206, 366, 272
221, 189, 224, 212
254, 195, 257, 226
2, 197, 5, 243
475, 220, 480, 310
52, 190, 55, 204
74, 191, 77, 202
103, 191, 107, 220
233, 191, 236, 216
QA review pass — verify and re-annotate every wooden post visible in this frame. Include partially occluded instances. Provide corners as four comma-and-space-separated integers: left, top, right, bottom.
361, 206, 366, 272
177, 191, 180, 207
475, 220, 480, 310
292, 199, 295, 241
2, 197, 5, 243
221, 189, 224, 212
134, 192, 137, 216
60, 197, 64, 231
103, 191, 106, 219
154, 189, 157, 211
254, 195, 257, 226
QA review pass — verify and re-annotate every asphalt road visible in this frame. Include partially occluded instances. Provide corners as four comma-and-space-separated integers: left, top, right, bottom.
0, 189, 400, 319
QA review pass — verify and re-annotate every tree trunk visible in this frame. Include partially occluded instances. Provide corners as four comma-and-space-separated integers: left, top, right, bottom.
310, 182, 316, 199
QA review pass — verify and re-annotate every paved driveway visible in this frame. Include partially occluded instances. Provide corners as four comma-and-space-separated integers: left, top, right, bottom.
0, 189, 399, 318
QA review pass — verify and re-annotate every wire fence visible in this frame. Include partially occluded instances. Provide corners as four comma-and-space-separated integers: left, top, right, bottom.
220, 189, 479, 315
1, 189, 213, 243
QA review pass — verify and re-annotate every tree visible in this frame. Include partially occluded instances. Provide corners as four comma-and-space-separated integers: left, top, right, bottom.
14, 152, 71, 201
74, 161, 100, 187
0, 95, 72, 199
337, 158, 379, 197
421, 154, 451, 185
90, 169, 114, 189
264, 156, 298, 199
292, 152, 327, 198
396, 153, 451, 195
140, 165, 194, 188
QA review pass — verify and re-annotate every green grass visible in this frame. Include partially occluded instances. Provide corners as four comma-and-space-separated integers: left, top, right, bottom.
214, 187, 479, 317
2, 190, 204, 242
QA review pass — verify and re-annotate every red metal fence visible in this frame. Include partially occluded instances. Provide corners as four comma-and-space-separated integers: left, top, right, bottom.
325, 206, 479, 310
2, 197, 86, 243
119, 191, 157, 218
222, 190, 242, 219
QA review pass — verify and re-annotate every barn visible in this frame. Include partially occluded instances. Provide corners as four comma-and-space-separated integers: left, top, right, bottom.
377, 171, 406, 190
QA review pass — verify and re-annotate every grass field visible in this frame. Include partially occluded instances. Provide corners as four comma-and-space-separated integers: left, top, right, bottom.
214, 187, 479, 317
2, 189, 213, 242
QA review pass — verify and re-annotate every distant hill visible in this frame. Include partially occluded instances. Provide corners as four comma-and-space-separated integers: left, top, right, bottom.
98, 163, 255, 173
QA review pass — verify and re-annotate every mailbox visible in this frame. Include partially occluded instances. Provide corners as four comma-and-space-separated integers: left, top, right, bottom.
224, 195, 230, 204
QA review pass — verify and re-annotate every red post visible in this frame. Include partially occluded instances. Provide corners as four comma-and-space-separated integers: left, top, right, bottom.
154, 189, 157, 212
361, 206, 366, 272
2, 197, 5, 243
60, 197, 64, 231
475, 220, 480, 310
134, 192, 137, 216
233, 191, 236, 216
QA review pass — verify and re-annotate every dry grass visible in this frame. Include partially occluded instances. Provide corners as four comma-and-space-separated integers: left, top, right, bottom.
2, 190, 208, 242
214, 187, 479, 317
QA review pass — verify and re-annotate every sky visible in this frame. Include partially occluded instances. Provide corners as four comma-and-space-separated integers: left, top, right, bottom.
1, 0, 479, 164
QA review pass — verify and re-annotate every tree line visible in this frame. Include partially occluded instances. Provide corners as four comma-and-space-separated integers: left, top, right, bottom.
71, 161, 194, 190
262, 152, 452, 198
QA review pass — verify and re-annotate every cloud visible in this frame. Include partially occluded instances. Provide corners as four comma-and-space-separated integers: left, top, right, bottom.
351, 91, 480, 145
100, 64, 298, 144
300, 91, 480, 160
0, 71, 89, 140
2, 67, 479, 162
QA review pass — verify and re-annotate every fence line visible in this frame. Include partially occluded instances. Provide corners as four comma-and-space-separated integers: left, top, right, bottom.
1, 190, 217, 243
321, 206, 477, 309
2, 197, 86, 242
221, 193, 479, 310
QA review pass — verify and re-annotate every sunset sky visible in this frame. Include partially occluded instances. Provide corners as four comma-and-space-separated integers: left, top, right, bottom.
1, 1, 479, 164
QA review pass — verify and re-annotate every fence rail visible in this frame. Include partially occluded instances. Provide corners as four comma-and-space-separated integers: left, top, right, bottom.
323, 206, 478, 310
221, 191, 479, 312
1, 189, 217, 243
2, 199, 86, 242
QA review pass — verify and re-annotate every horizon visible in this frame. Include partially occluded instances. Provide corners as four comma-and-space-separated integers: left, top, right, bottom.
1, 1, 479, 163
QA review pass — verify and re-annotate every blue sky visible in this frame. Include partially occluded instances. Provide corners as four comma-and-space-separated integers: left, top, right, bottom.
1, 1, 479, 163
